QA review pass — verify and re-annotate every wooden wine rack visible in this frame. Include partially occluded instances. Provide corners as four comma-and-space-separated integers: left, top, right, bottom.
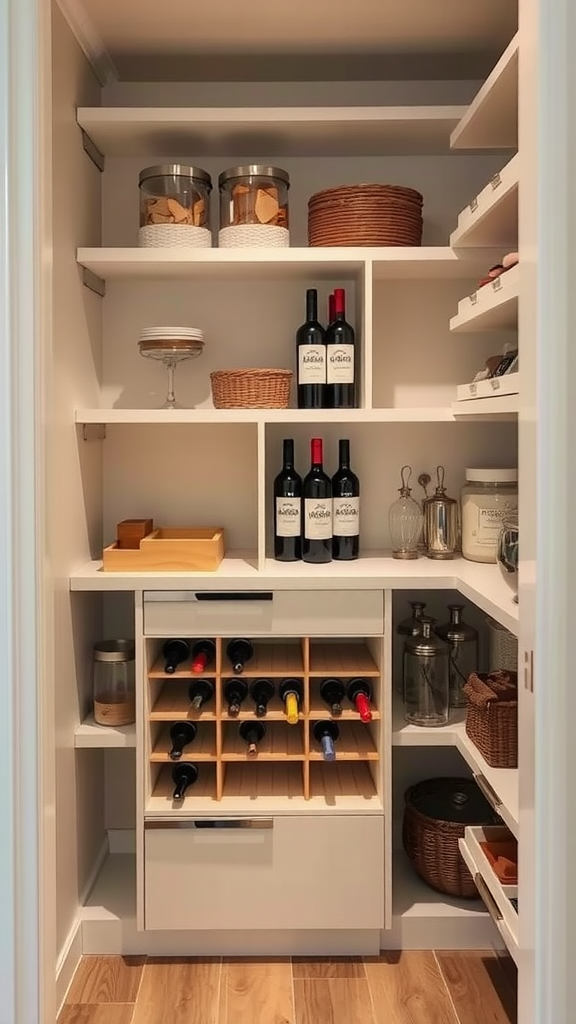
145, 636, 383, 808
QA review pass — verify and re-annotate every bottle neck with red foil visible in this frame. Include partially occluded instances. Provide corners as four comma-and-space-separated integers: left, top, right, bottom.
333, 288, 346, 320
311, 437, 323, 468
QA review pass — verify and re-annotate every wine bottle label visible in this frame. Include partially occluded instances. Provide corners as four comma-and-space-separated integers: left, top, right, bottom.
327, 344, 354, 384
304, 498, 332, 539
333, 497, 360, 536
298, 345, 326, 384
275, 497, 301, 537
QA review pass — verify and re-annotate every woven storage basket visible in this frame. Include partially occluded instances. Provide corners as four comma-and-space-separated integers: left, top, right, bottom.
463, 670, 518, 769
308, 183, 423, 247
403, 777, 498, 898
210, 368, 292, 409
486, 616, 518, 671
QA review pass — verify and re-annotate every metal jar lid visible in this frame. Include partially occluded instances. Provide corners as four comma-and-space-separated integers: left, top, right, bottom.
139, 165, 212, 189
94, 639, 135, 662
404, 620, 447, 657
218, 165, 290, 188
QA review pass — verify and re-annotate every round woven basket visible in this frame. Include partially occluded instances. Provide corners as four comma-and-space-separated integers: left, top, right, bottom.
210, 369, 293, 409
308, 183, 423, 247
402, 777, 498, 898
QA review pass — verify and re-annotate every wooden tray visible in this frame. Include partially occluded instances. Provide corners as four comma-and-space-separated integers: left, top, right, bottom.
103, 527, 225, 572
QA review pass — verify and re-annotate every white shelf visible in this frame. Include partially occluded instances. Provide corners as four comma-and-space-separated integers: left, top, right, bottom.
451, 34, 519, 150
452, 395, 519, 419
75, 715, 136, 748
76, 106, 466, 157
392, 700, 519, 837
393, 851, 486, 922
450, 264, 519, 333
75, 406, 514, 426
455, 371, 519, 403
450, 154, 519, 248
77, 246, 491, 282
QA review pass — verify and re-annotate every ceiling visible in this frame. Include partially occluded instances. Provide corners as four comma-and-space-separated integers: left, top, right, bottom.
81, 0, 518, 79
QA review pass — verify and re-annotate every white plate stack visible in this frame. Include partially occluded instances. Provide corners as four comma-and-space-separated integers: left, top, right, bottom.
138, 326, 205, 355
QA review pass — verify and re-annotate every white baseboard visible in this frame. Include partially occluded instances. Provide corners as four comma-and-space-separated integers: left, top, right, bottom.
55, 918, 82, 1013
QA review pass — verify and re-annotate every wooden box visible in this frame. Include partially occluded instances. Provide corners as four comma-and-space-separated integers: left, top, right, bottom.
103, 527, 225, 572
116, 518, 154, 549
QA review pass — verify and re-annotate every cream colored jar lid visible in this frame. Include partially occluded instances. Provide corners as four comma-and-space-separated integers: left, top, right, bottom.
465, 468, 518, 483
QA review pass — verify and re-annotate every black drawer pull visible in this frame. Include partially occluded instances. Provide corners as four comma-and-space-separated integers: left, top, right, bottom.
194, 592, 273, 602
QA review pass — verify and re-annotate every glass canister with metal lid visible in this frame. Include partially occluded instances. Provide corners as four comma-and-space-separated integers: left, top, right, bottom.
434, 604, 479, 708
139, 164, 213, 248
218, 165, 290, 247
93, 639, 136, 727
403, 620, 449, 726
423, 465, 459, 559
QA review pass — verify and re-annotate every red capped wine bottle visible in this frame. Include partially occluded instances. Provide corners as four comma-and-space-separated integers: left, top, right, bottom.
188, 678, 214, 709
224, 678, 248, 716
191, 639, 215, 674
347, 678, 373, 722
171, 762, 198, 800
250, 678, 275, 717
302, 437, 332, 564
332, 438, 360, 560
326, 288, 355, 409
169, 721, 197, 760
227, 638, 253, 674
313, 721, 339, 761
320, 678, 345, 716
163, 639, 190, 674
239, 721, 266, 757
297, 288, 326, 409
274, 438, 302, 561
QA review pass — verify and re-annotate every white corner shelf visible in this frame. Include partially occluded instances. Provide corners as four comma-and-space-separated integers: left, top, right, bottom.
452, 395, 519, 420
455, 371, 519, 403
450, 154, 519, 249
451, 33, 519, 150
450, 264, 519, 333
75, 714, 136, 748
76, 106, 466, 158
74, 406, 514, 426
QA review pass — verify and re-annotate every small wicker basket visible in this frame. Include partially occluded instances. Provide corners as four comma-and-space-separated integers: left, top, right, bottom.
463, 670, 518, 769
486, 616, 518, 671
210, 368, 293, 409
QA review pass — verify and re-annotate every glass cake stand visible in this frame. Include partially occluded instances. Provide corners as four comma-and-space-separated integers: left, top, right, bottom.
138, 337, 204, 409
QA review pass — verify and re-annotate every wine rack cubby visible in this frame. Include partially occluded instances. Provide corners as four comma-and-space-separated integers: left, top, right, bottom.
144, 635, 383, 810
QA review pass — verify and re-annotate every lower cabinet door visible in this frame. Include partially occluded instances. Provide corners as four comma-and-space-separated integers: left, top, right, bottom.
144, 814, 384, 931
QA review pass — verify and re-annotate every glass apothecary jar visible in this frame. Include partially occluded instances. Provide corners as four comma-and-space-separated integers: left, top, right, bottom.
434, 604, 478, 708
93, 640, 135, 727
461, 468, 518, 563
139, 165, 212, 248
403, 621, 449, 727
218, 165, 290, 248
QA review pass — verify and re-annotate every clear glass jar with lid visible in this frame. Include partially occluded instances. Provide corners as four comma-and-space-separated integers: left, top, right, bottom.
139, 164, 212, 248
461, 468, 518, 563
218, 165, 290, 248
403, 620, 450, 727
93, 639, 135, 727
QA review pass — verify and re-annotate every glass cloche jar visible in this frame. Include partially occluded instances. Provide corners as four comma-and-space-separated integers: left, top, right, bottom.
389, 465, 423, 559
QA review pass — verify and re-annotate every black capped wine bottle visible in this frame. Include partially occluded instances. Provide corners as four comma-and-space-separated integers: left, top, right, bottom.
274, 438, 302, 561
224, 678, 248, 716
302, 437, 332, 564
227, 638, 253, 674
279, 678, 303, 725
188, 678, 214, 709
313, 720, 339, 761
332, 438, 360, 560
250, 678, 275, 717
171, 762, 198, 800
169, 721, 197, 760
191, 639, 215, 674
347, 678, 373, 722
297, 288, 326, 409
239, 721, 266, 757
326, 288, 355, 409
162, 639, 190, 674
320, 678, 345, 716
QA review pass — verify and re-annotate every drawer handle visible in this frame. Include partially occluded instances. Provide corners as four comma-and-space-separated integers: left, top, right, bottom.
474, 773, 502, 812
474, 873, 503, 924
194, 592, 273, 602
145, 818, 274, 831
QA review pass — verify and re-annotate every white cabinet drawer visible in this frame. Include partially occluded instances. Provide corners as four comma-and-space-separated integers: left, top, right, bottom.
144, 814, 384, 931
143, 589, 384, 637
459, 825, 519, 964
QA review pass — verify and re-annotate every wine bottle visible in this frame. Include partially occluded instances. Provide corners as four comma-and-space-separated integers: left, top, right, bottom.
169, 721, 197, 761
320, 678, 345, 716
347, 678, 373, 722
326, 287, 355, 409
191, 639, 215, 674
313, 720, 339, 761
162, 639, 190, 674
250, 678, 275, 717
227, 638, 254, 674
297, 288, 326, 409
274, 438, 302, 562
302, 437, 332, 564
224, 678, 248, 716
332, 438, 360, 560
171, 762, 198, 800
239, 721, 266, 757
188, 678, 214, 710
328, 292, 335, 326
279, 678, 303, 725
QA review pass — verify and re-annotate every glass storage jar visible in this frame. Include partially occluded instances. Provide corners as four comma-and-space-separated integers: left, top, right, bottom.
139, 165, 212, 248
403, 620, 449, 727
461, 468, 518, 563
434, 604, 478, 708
218, 165, 290, 248
93, 640, 135, 727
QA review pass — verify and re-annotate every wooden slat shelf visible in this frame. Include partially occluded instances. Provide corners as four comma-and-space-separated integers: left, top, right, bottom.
222, 642, 304, 678
308, 690, 381, 721
151, 763, 218, 807
149, 681, 217, 721
308, 643, 379, 677
223, 762, 305, 801
150, 724, 217, 763
149, 656, 216, 679
309, 722, 379, 761
222, 722, 305, 761
225, 695, 303, 722
309, 761, 378, 802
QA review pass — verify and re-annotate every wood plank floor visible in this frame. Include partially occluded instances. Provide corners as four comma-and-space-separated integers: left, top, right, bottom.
59, 952, 517, 1024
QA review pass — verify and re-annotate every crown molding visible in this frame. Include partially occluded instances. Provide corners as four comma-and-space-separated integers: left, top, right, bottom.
55, 0, 118, 85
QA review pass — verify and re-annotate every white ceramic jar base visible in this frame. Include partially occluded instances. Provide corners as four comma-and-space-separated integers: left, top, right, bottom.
218, 225, 290, 248
139, 225, 213, 248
